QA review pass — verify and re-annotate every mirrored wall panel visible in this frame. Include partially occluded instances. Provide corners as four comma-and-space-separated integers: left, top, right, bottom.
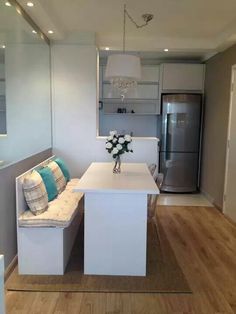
0, 1, 51, 167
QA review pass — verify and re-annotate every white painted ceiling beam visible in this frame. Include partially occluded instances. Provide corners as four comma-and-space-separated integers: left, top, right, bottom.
17, 0, 65, 40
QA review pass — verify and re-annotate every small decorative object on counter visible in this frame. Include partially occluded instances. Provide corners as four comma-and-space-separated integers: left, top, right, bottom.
105, 130, 133, 173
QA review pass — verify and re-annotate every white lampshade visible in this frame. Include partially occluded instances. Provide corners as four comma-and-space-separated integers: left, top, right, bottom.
105, 54, 141, 80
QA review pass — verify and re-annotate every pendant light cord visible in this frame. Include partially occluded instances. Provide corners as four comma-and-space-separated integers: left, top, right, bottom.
122, 4, 154, 53
123, 4, 126, 52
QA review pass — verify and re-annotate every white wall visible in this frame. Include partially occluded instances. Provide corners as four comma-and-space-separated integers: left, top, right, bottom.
0, 44, 51, 164
52, 43, 158, 177
201, 43, 236, 209
0, 64, 4, 79
0, 255, 5, 314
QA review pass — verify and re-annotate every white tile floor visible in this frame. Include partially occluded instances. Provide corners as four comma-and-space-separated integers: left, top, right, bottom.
157, 193, 213, 207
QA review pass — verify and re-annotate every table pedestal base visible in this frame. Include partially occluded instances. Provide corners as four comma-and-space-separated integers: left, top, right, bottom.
84, 192, 147, 276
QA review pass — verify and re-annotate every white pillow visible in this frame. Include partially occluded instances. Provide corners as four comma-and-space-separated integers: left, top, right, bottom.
23, 170, 48, 216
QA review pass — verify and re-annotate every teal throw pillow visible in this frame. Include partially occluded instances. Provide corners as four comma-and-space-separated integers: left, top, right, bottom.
37, 167, 58, 202
54, 157, 70, 182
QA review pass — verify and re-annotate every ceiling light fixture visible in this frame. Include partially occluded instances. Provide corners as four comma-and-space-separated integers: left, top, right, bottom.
48, 30, 54, 34
164, 48, 169, 52
1, 45, 6, 49
105, 47, 110, 51
5, 2, 11, 6
105, 4, 154, 99
26, 2, 34, 7
32, 30, 37, 34
16, 7, 22, 14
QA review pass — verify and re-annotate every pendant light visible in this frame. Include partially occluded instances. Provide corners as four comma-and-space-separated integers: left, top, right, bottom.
105, 4, 154, 99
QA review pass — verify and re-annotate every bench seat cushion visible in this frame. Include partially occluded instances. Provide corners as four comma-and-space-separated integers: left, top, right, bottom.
19, 179, 82, 228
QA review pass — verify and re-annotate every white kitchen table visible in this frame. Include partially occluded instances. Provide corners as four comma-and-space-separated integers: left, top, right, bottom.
74, 162, 159, 276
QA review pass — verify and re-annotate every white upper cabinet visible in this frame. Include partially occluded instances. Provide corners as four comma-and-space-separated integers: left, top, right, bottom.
101, 65, 160, 100
161, 63, 205, 91
99, 64, 160, 114
141, 65, 159, 82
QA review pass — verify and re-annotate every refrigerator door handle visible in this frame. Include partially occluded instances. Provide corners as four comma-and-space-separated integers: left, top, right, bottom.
162, 113, 168, 153
165, 113, 170, 160
165, 113, 169, 152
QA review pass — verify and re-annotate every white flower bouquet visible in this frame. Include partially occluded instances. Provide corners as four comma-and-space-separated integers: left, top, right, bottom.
105, 130, 133, 158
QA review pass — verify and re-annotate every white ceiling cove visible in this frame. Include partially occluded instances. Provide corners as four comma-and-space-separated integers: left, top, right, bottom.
18, 0, 236, 59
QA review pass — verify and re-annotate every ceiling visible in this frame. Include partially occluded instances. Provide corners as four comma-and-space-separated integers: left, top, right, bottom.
17, 0, 236, 60
0, 1, 46, 45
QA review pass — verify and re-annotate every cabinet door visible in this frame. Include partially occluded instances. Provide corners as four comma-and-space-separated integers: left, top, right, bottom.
102, 65, 159, 82
141, 66, 159, 82
162, 63, 205, 91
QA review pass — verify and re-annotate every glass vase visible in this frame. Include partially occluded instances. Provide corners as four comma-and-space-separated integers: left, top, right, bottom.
113, 155, 121, 173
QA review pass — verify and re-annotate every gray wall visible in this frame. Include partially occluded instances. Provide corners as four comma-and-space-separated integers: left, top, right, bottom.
201, 43, 236, 209
0, 149, 52, 269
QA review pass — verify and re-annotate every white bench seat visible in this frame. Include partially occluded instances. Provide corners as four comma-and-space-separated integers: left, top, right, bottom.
16, 157, 84, 275
19, 179, 82, 228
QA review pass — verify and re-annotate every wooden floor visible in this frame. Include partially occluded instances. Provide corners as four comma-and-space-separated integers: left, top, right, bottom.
5, 206, 236, 314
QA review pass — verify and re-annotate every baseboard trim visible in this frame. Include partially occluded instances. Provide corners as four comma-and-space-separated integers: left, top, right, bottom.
223, 212, 236, 227
200, 188, 214, 205
213, 202, 223, 212
4, 255, 17, 282
200, 189, 223, 212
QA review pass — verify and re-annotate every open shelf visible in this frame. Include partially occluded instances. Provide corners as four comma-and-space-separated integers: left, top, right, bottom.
103, 112, 159, 116
101, 101, 159, 115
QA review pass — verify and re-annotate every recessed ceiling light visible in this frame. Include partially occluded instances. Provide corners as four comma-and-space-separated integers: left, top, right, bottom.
26, 2, 34, 7
1, 45, 6, 49
164, 48, 169, 52
32, 30, 37, 34
16, 8, 22, 14
5, 2, 11, 6
105, 47, 110, 51
48, 30, 54, 34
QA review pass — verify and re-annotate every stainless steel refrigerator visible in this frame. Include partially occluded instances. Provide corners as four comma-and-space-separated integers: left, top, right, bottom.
160, 94, 202, 193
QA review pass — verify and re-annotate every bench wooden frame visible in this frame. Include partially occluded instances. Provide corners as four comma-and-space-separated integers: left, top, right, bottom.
16, 156, 83, 275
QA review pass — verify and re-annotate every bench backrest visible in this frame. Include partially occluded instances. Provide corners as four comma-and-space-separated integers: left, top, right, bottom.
16, 155, 55, 221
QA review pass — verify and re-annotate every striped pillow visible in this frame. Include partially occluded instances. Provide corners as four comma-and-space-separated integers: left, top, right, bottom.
48, 161, 66, 194
23, 170, 48, 216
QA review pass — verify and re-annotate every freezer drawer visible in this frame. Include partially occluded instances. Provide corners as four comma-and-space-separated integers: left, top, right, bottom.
160, 152, 199, 192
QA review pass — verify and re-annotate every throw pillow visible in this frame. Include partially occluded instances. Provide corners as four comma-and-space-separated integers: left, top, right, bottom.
54, 157, 70, 182
48, 161, 67, 193
37, 167, 58, 202
23, 170, 48, 215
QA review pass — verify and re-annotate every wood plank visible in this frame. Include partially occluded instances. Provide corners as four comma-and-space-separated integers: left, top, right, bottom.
5, 205, 236, 314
